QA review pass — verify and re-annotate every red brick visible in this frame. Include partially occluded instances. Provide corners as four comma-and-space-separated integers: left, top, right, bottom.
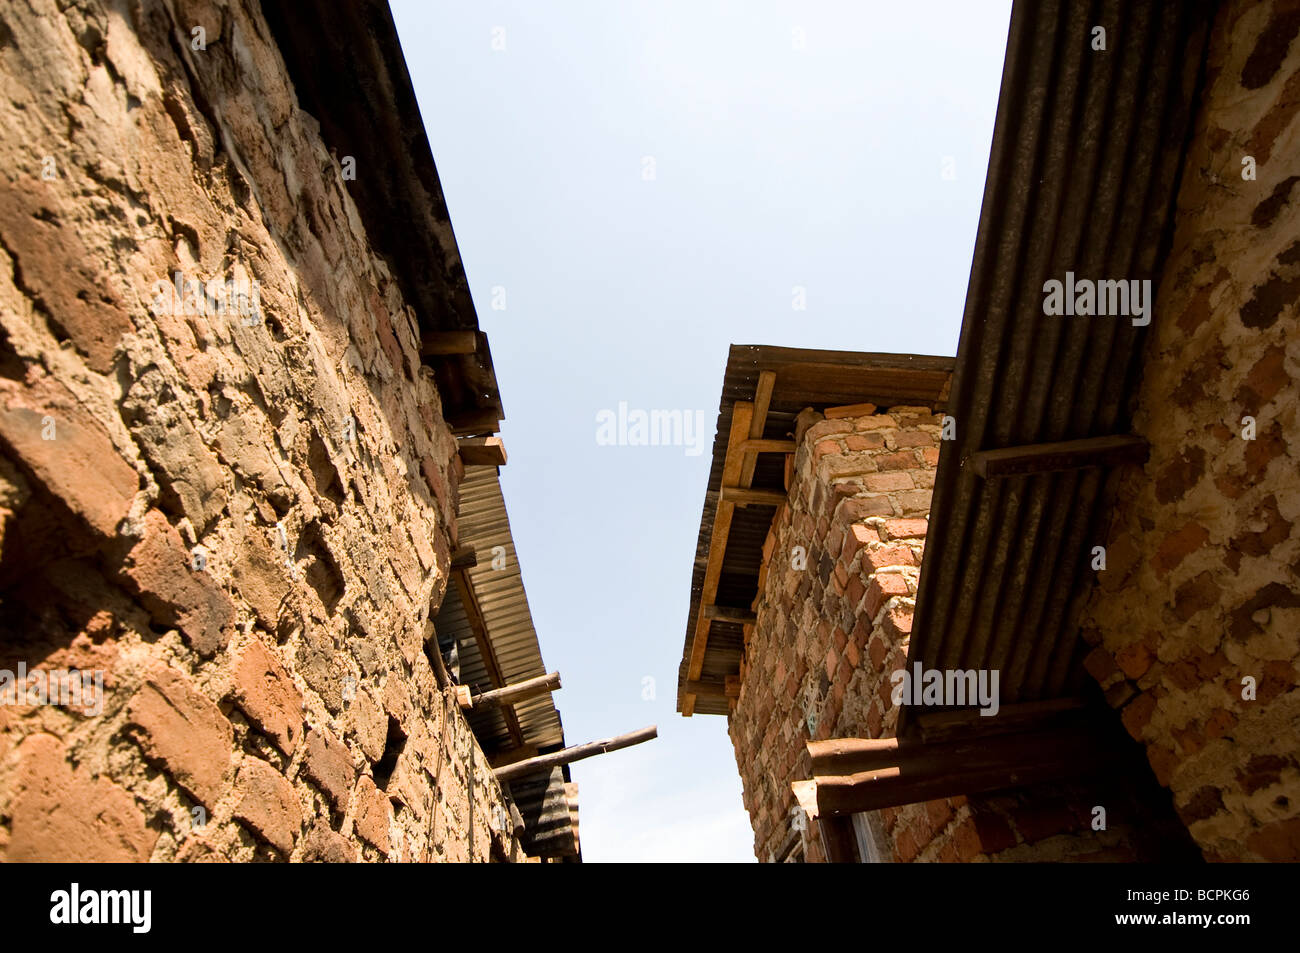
865, 545, 916, 571
845, 433, 886, 451
893, 431, 933, 448
234, 756, 302, 856
925, 797, 954, 835
875, 451, 917, 471
838, 495, 894, 521
0, 182, 133, 372
1115, 641, 1154, 680
0, 384, 138, 538
824, 647, 838, 680
232, 639, 304, 756
6, 733, 157, 861
1172, 570, 1221, 621
302, 728, 356, 812
1147, 744, 1180, 787
864, 471, 914, 492
845, 640, 861, 669
881, 604, 913, 638
121, 510, 234, 657
896, 827, 919, 862
972, 810, 1016, 853
1152, 521, 1210, 577
302, 824, 356, 863
814, 439, 842, 463
1082, 646, 1121, 683
868, 635, 888, 669
846, 572, 867, 609
1121, 691, 1157, 738
127, 664, 233, 808
922, 447, 941, 466
953, 816, 983, 860
884, 518, 928, 540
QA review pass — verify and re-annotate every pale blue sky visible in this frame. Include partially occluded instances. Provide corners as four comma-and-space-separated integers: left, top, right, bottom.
390, 0, 1011, 861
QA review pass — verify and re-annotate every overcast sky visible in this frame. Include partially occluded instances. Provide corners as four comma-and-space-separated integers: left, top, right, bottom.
390, 0, 1011, 861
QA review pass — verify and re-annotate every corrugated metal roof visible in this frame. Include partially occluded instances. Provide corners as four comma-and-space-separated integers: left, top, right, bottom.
436, 466, 565, 752
678, 346, 955, 715
901, 0, 1214, 731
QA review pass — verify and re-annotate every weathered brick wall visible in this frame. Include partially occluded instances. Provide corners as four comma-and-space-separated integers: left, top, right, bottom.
732, 407, 1190, 863
731, 405, 941, 861
1078, 0, 1300, 863
0, 0, 515, 861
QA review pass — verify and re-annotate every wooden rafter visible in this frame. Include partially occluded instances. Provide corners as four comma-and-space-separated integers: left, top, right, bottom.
450, 566, 525, 747
684, 370, 786, 716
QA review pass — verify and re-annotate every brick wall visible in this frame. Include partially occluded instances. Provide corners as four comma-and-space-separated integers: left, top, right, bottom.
1078, 0, 1300, 863
731, 405, 940, 861
0, 0, 515, 861
732, 406, 1193, 863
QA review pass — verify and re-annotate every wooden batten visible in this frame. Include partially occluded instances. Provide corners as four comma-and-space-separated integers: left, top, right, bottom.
420, 330, 480, 356
458, 435, 507, 467
969, 434, 1148, 478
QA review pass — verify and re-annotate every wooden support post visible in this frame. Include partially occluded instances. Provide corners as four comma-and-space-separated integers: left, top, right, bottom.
968, 434, 1148, 478
494, 726, 658, 783
464, 671, 561, 710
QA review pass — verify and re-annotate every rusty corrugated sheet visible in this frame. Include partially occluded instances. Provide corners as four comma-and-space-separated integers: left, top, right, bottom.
437, 466, 565, 752
902, 0, 1215, 730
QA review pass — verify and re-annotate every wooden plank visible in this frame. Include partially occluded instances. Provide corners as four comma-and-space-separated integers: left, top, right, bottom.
739, 370, 776, 488
824, 402, 878, 419
684, 678, 728, 698
969, 434, 1148, 478
703, 605, 758, 625
720, 487, 787, 507
450, 546, 477, 570
739, 438, 796, 454
450, 568, 525, 747
915, 696, 1088, 743
420, 330, 479, 356
494, 726, 658, 783
458, 436, 507, 467
682, 402, 753, 716
817, 816, 861, 863
795, 721, 1113, 818
447, 410, 502, 436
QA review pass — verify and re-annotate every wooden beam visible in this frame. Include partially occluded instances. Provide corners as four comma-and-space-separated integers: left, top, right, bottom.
739, 438, 796, 454
420, 330, 479, 356
684, 678, 728, 698
824, 402, 878, 420
463, 671, 561, 710
447, 410, 502, 436
683, 402, 753, 716
739, 370, 777, 488
969, 434, 1148, 478
720, 487, 786, 507
450, 567, 526, 748
450, 546, 477, 570
794, 721, 1114, 818
916, 696, 1088, 743
703, 605, 758, 625
458, 436, 507, 467
494, 726, 658, 783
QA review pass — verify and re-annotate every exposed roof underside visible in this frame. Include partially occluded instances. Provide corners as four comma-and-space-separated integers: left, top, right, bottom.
900, 0, 1214, 732
261, 0, 504, 432
678, 346, 955, 715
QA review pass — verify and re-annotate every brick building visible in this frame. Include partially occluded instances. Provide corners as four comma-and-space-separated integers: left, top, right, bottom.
0, 0, 593, 862
677, 0, 1300, 863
